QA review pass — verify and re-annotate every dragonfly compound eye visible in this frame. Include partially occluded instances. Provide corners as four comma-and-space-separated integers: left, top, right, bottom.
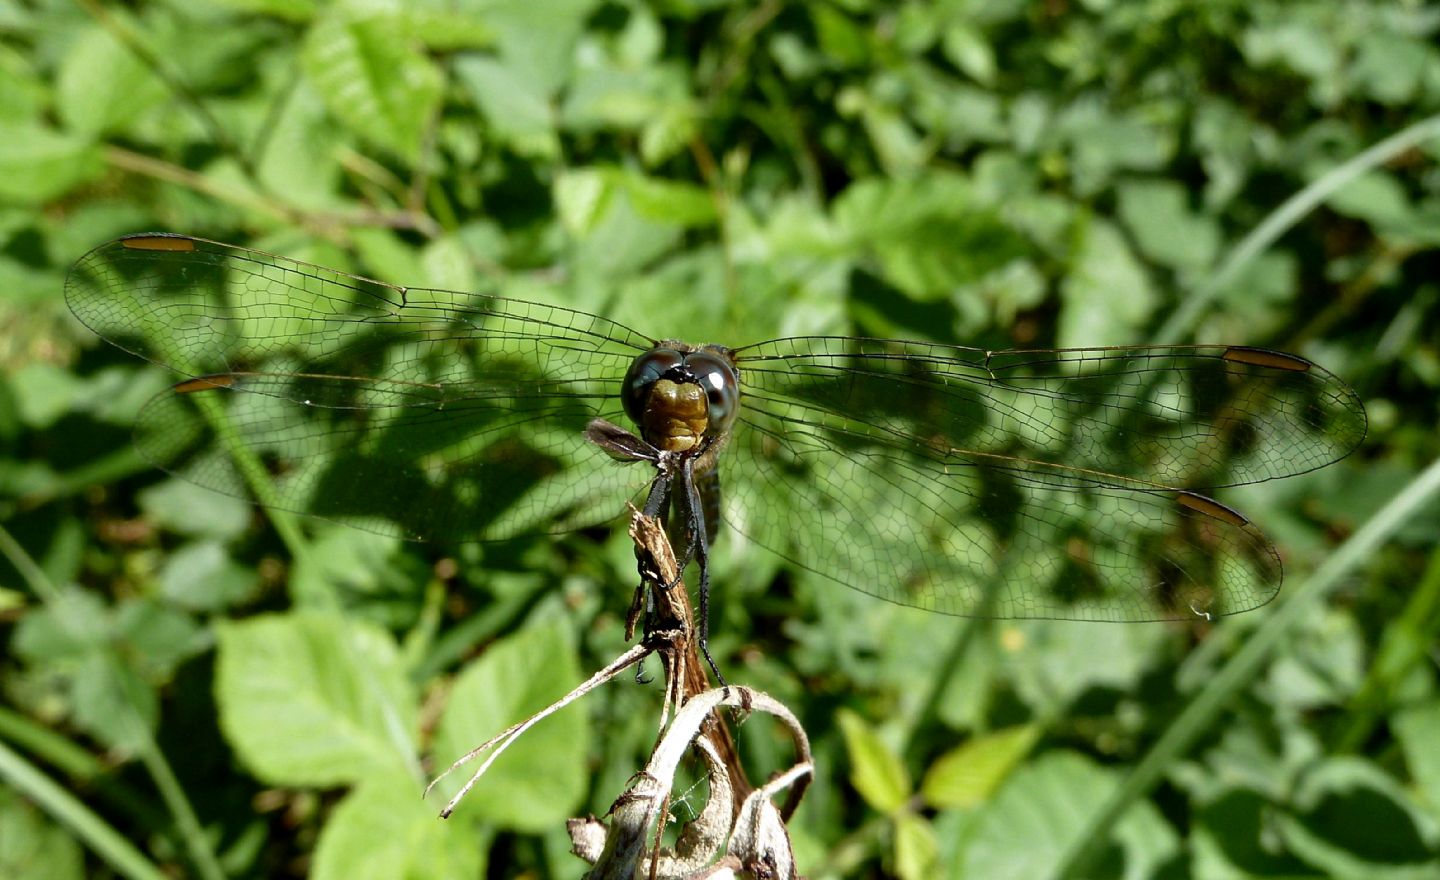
622, 348, 686, 427
685, 350, 740, 436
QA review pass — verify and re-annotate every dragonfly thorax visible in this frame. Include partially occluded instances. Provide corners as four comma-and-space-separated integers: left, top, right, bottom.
622, 345, 740, 454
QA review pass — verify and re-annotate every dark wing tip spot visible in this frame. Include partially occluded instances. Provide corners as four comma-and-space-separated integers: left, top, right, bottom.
119, 234, 198, 252
173, 374, 236, 394
1176, 491, 1250, 527
1222, 346, 1312, 373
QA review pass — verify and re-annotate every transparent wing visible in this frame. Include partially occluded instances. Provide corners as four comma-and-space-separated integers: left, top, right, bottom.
721, 338, 1365, 620
67, 234, 654, 541
733, 338, 1365, 490
722, 421, 1279, 621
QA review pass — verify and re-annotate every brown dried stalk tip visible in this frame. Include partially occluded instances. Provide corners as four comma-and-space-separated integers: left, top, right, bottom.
426, 506, 811, 877
574, 686, 812, 880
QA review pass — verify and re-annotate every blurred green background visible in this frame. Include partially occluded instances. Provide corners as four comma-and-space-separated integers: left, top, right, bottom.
3, 0, 1440, 877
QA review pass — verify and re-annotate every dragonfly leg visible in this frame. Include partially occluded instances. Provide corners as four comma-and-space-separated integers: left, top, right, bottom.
641, 469, 673, 518
681, 456, 726, 687
662, 528, 697, 592
641, 469, 689, 591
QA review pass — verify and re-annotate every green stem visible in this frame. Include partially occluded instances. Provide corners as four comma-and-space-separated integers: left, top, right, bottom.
1335, 543, 1440, 753
0, 739, 169, 880
186, 391, 310, 568
0, 706, 162, 826
1051, 455, 1440, 879
0, 526, 228, 880
188, 388, 421, 780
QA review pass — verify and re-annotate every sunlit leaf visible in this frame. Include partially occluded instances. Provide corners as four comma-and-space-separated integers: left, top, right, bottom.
429, 615, 587, 831
838, 709, 911, 814
215, 611, 418, 786
312, 772, 487, 880
301, 14, 444, 163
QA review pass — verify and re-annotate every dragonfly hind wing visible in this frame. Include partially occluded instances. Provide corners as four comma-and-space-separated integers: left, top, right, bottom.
135, 372, 648, 543
721, 411, 1280, 622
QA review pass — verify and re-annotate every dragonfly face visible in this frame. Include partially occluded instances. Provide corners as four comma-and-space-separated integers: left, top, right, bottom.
65, 234, 1368, 626
621, 345, 741, 454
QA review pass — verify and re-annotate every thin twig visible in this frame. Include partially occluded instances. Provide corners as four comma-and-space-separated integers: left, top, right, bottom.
426, 642, 653, 817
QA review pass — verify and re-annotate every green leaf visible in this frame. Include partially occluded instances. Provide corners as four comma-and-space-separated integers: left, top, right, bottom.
837, 708, 911, 814
254, 79, 347, 211
1192, 786, 1311, 877
553, 167, 714, 276
12, 589, 163, 750
811, 5, 869, 68
1265, 608, 1365, 710
136, 479, 252, 541
560, 60, 692, 133
1241, 20, 1339, 81
467, 0, 599, 96
617, 171, 716, 227
0, 785, 85, 880
921, 725, 1041, 809
1349, 31, 1431, 106
1278, 757, 1440, 876
1055, 99, 1175, 195
454, 55, 559, 160
639, 101, 698, 166
419, 235, 476, 292
215, 611, 418, 786
860, 98, 929, 176
942, 23, 995, 85
311, 772, 487, 880
13, 588, 109, 665
113, 599, 208, 681
613, 9, 659, 67
1325, 170, 1415, 233
0, 47, 45, 122
1004, 619, 1168, 716
0, 124, 102, 204
554, 168, 614, 237
559, 165, 718, 234
1393, 701, 1440, 812
430, 615, 586, 831
10, 363, 84, 430
1058, 217, 1155, 348
54, 22, 168, 138
1192, 98, 1257, 207
394, 1, 496, 51
893, 811, 939, 880
349, 227, 425, 286
833, 173, 1028, 301
301, 14, 444, 163
71, 651, 159, 751
955, 751, 1178, 877
158, 541, 262, 612
1117, 179, 1222, 272
204, 0, 317, 20
290, 526, 404, 597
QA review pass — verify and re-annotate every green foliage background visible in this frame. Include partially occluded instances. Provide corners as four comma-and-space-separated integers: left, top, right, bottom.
3, 0, 1440, 877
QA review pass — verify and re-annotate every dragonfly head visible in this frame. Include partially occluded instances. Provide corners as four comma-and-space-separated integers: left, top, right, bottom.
623, 344, 740, 453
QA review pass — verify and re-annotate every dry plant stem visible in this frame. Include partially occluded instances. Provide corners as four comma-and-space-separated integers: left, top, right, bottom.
577, 685, 812, 880
628, 513, 754, 810
568, 511, 810, 878
428, 505, 809, 876
425, 642, 652, 817
423, 505, 736, 819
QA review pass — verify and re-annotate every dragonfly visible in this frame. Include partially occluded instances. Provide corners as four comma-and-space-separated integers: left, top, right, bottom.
66, 234, 1366, 672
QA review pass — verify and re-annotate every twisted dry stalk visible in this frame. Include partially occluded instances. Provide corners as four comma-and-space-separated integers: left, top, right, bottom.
425, 506, 811, 878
